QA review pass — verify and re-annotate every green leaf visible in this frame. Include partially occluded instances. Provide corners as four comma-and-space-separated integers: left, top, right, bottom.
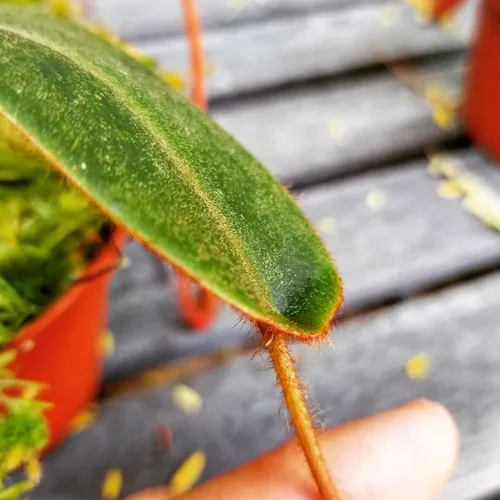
0, 6, 342, 336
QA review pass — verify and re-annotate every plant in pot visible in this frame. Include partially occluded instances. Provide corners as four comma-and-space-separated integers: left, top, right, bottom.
0, 1, 343, 499
410, 0, 500, 160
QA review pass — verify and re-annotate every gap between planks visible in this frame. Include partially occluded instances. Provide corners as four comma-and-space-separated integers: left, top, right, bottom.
101, 343, 255, 400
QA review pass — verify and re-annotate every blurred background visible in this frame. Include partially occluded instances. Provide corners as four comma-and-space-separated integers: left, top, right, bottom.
33, 0, 500, 498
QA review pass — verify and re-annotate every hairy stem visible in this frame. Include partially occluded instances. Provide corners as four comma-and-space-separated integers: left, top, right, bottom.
259, 324, 341, 500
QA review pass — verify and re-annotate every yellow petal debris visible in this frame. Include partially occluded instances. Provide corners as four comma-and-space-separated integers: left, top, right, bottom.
120, 256, 131, 269
427, 152, 500, 232
405, 0, 433, 23
425, 82, 444, 103
424, 83, 457, 130
26, 458, 42, 485
462, 188, 500, 232
437, 180, 462, 200
317, 217, 336, 235
100, 330, 116, 357
439, 13, 456, 31
432, 104, 456, 130
365, 188, 387, 211
102, 468, 123, 500
405, 352, 430, 380
379, 6, 398, 27
172, 384, 203, 415
169, 450, 206, 494
160, 72, 187, 91
69, 406, 98, 434
427, 153, 459, 177
328, 120, 345, 138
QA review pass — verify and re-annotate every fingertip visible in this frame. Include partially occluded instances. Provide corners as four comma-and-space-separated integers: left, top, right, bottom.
395, 398, 460, 494
322, 398, 460, 500
126, 399, 460, 500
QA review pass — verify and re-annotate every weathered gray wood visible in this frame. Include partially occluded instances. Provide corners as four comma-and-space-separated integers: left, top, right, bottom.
133, 2, 475, 99
36, 271, 500, 500
212, 54, 465, 185
105, 150, 500, 379
105, 247, 252, 380
94, 0, 387, 40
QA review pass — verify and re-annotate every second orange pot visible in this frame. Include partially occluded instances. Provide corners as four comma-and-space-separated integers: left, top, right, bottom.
463, 0, 500, 159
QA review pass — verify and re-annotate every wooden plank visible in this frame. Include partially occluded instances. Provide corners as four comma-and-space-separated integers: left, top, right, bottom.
212, 54, 465, 185
133, 2, 475, 99
93, 0, 388, 40
104, 150, 500, 379
36, 271, 500, 500
105, 247, 253, 380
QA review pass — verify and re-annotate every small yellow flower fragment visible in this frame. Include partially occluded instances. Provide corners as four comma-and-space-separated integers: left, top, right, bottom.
437, 180, 462, 200
380, 6, 398, 27
69, 406, 98, 434
365, 188, 387, 211
426, 153, 459, 177
328, 120, 345, 138
317, 217, 336, 235
172, 384, 203, 415
439, 13, 456, 31
425, 83, 456, 129
100, 330, 115, 357
160, 72, 187, 91
102, 468, 123, 500
405, 353, 430, 380
425, 82, 443, 103
26, 458, 42, 485
407, 0, 433, 23
432, 104, 455, 130
169, 451, 206, 494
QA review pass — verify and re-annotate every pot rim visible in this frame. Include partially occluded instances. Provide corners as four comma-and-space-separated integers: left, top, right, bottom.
7, 227, 126, 349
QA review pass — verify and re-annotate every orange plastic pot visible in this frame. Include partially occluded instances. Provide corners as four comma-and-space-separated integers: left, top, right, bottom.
463, 0, 500, 159
3, 228, 124, 450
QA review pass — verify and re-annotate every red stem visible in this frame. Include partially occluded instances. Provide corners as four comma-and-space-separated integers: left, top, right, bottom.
181, 0, 207, 110
176, 0, 219, 331
177, 274, 219, 330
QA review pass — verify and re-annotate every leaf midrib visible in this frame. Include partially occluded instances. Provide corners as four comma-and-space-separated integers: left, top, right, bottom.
0, 21, 273, 315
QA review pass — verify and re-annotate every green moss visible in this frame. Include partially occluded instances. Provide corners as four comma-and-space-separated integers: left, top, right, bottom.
0, 122, 108, 344
0, 351, 48, 497
0, 407, 47, 459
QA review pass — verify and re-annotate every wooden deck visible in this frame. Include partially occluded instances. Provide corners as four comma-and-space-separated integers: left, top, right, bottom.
34, 1, 500, 498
